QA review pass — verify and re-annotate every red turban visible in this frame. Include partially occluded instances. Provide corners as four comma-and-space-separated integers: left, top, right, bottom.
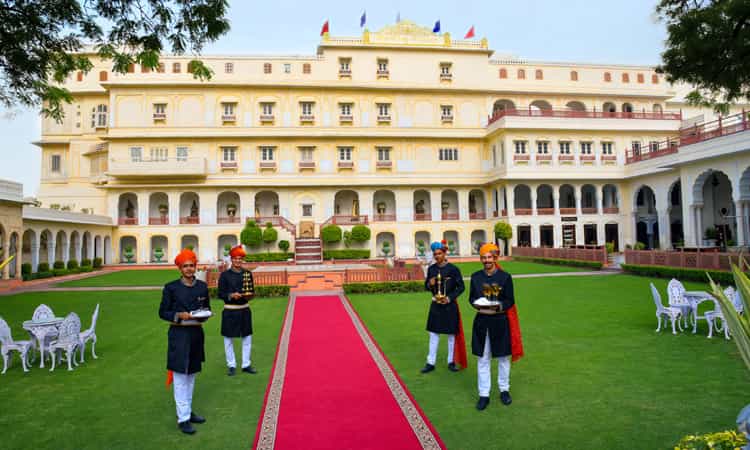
229, 245, 246, 258
174, 248, 197, 267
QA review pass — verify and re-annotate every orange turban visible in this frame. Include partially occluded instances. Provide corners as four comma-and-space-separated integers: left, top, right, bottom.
229, 245, 246, 258
479, 243, 499, 256
174, 248, 197, 267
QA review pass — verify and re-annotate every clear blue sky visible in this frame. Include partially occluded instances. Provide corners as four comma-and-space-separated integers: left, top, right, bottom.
0, 0, 666, 196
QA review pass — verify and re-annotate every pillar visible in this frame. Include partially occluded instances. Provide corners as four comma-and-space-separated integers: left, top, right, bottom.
31, 241, 40, 272
735, 200, 746, 246
553, 188, 560, 216
658, 210, 670, 250
506, 184, 515, 216
530, 187, 537, 216
431, 189, 442, 222
575, 186, 582, 216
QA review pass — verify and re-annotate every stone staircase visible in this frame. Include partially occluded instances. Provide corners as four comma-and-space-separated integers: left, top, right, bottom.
288, 271, 344, 291
294, 238, 322, 264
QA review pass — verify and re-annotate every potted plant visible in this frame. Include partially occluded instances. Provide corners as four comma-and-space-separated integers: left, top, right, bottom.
123, 245, 134, 263
223, 244, 231, 257
153, 246, 164, 262
226, 203, 237, 217
704, 227, 718, 247
416, 240, 426, 257
447, 240, 456, 255
381, 241, 391, 257
158, 203, 168, 217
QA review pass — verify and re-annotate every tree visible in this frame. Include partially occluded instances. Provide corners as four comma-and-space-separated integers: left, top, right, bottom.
656, 0, 750, 113
262, 223, 278, 252
241, 221, 262, 249
494, 221, 513, 255
0, 1, 230, 121
321, 225, 342, 245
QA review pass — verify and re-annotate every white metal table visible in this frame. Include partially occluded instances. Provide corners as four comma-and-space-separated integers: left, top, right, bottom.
22, 318, 64, 368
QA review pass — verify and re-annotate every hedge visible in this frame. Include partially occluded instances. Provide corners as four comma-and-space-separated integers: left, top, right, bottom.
37, 262, 50, 273
620, 263, 737, 285
52, 268, 69, 277
208, 284, 289, 298
93, 258, 103, 268
344, 281, 424, 294
243, 252, 293, 262
512, 256, 603, 270
21, 263, 32, 275
67, 259, 79, 270
53, 261, 65, 270
321, 225, 343, 244
81, 258, 92, 267
323, 250, 371, 260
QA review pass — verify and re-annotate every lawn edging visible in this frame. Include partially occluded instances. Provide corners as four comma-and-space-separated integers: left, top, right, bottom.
621, 263, 735, 284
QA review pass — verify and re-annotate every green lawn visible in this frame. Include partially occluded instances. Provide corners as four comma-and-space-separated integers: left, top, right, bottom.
349, 275, 749, 450
0, 291, 287, 450
451, 260, 587, 276
57, 269, 178, 287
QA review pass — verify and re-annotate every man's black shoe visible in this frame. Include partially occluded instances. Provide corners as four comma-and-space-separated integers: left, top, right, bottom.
228, 367, 236, 376
500, 391, 512, 405
420, 363, 435, 374
189, 413, 206, 424
178, 421, 196, 434
476, 396, 490, 411
242, 366, 257, 374
447, 362, 459, 372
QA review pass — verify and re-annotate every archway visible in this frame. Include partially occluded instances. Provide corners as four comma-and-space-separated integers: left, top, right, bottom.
373, 190, 396, 221
536, 185, 554, 214
442, 231, 459, 256
179, 192, 200, 224
118, 193, 138, 225
150, 235, 169, 263
441, 190, 459, 220
217, 191, 241, 224
22, 229, 37, 272
255, 191, 280, 217
669, 180, 684, 247
413, 190, 431, 220
470, 230, 487, 254
694, 170, 735, 247
414, 231, 431, 257
120, 236, 137, 263
514, 185, 532, 214
634, 186, 658, 249
375, 232, 395, 257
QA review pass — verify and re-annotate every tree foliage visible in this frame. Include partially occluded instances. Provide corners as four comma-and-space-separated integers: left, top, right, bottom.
321, 225, 342, 244
241, 221, 262, 248
0, 0, 230, 121
262, 223, 278, 247
350, 225, 371, 242
656, 0, 750, 113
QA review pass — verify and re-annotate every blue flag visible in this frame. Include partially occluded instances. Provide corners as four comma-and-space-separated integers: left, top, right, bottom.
433, 20, 441, 33
360, 11, 366, 27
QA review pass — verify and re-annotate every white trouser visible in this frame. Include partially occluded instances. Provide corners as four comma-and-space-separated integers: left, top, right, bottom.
173, 372, 196, 423
224, 335, 252, 369
477, 333, 511, 397
427, 332, 455, 365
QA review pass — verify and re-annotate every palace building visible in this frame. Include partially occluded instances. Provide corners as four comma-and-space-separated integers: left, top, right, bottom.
22, 20, 750, 269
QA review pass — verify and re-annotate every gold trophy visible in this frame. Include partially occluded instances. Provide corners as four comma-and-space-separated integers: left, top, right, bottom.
481, 283, 502, 310
433, 271, 449, 304
240, 271, 255, 300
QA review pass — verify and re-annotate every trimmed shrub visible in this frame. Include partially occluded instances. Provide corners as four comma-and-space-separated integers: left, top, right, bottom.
511, 256, 603, 270
344, 281, 424, 294
278, 240, 290, 252
208, 284, 289, 298
81, 258, 92, 267
323, 249, 370, 260
93, 257, 103, 269
321, 225, 342, 244
53, 261, 65, 270
21, 263, 32, 275
34, 271, 54, 280
52, 268, 69, 277
620, 263, 736, 285
241, 221, 263, 248
262, 223, 278, 249
494, 221, 513, 241
67, 259, 79, 270
243, 252, 293, 262
37, 262, 50, 272
350, 225, 371, 242
79, 266, 94, 273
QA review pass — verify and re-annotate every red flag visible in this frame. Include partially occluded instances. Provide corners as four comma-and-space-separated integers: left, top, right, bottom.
464, 26, 475, 39
320, 20, 329, 36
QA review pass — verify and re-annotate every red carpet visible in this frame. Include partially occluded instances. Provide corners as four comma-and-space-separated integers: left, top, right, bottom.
253, 294, 444, 450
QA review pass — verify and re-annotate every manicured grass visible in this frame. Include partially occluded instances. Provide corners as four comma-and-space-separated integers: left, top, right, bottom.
451, 260, 587, 276
349, 275, 750, 450
0, 291, 287, 450
57, 269, 178, 287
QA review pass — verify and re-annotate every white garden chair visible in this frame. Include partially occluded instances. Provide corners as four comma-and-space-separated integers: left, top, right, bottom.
706, 287, 736, 340
49, 313, 81, 372
667, 279, 691, 328
32, 304, 55, 322
651, 283, 683, 334
78, 304, 99, 363
31, 304, 59, 365
0, 317, 35, 374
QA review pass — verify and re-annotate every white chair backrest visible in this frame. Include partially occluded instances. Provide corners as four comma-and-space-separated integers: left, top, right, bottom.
57, 313, 81, 344
732, 288, 745, 313
650, 283, 665, 313
87, 304, 100, 333
32, 304, 54, 322
724, 287, 736, 310
667, 279, 689, 306
0, 317, 12, 345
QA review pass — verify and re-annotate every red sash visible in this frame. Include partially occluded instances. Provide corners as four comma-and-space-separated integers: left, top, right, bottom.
496, 262, 524, 362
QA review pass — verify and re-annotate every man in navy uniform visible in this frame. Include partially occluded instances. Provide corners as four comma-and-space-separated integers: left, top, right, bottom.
159, 248, 211, 434
218, 245, 256, 376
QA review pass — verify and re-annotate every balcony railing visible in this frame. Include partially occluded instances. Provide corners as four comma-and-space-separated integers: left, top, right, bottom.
339, 114, 353, 122
220, 161, 238, 169
376, 69, 389, 77
377, 115, 391, 122
298, 161, 316, 169
152, 112, 166, 120
414, 213, 432, 221
537, 208, 554, 215
259, 161, 277, 170
488, 107, 682, 126
339, 69, 352, 76
149, 217, 169, 225
581, 207, 598, 214
299, 114, 315, 123
118, 217, 138, 225
441, 212, 459, 220
625, 139, 679, 164
580, 155, 596, 162
535, 154, 552, 161
603, 207, 619, 214
322, 215, 369, 225
500, 209, 507, 216
108, 157, 207, 178
559, 207, 577, 215
180, 216, 200, 224
441, 115, 454, 122
680, 110, 749, 146
217, 216, 240, 224
338, 161, 354, 169
251, 215, 296, 235
221, 114, 236, 122
514, 154, 530, 162
440, 73, 453, 81
558, 155, 575, 162
259, 114, 274, 122
601, 155, 617, 162
376, 160, 392, 168
515, 208, 533, 215
373, 213, 396, 222
469, 212, 487, 220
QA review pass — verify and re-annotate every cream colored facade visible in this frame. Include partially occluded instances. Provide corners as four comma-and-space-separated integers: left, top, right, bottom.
32, 21, 750, 264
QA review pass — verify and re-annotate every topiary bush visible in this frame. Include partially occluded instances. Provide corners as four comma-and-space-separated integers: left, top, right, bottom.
93, 257, 103, 269
278, 240, 290, 252
53, 260, 65, 270
243, 252, 293, 262
37, 262, 50, 273
322, 250, 370, 260
21, 263, 32, 275
321, 225, 342, 245
344, 281, 423, 294
350, 225, 371, 242
67, 259, 79, 270
81, 258, 92, 267
512, 256, 603, 270
241, 220, 263, 249
262, 223, 278, 250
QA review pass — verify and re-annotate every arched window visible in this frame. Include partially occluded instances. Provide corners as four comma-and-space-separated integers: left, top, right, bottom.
499, 68, 507, 79
651, 74, 659, 84
603, 72, 612, 82
622, 73, 630, 83
517, 69, 525, 80
570, 71, 578, 81
637, 73, 644, 83
91, 104, 108, 129
99, 71, 108, 82
535, 69, 543, 80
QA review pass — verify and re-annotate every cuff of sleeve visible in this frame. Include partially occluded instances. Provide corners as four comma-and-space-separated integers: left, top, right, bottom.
173, 313, 181, 323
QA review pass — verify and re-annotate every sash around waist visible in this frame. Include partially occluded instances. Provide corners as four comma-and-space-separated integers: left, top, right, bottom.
224, 303, 249, 310
170, 321, 203, 327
